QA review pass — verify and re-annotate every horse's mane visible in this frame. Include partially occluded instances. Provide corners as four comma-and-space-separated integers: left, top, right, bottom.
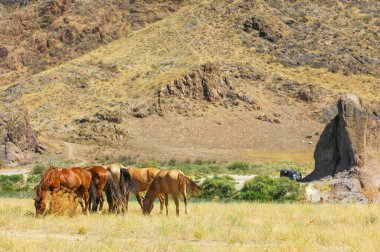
120, 168, 136, 194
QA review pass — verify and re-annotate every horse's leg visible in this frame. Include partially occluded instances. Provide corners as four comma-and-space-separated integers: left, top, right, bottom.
164, 194, 169, 216
183, 189, 189, 215
172, 194, 180, 216
98, 187, 104, 214
135, 192, 143, 210
124, 191, 130, 213
105, 185, 114, 213
158, 194, 164, 214
82, 188, 90, 216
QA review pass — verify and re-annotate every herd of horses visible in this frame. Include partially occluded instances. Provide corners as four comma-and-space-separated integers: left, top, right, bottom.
33, 164, 202, 216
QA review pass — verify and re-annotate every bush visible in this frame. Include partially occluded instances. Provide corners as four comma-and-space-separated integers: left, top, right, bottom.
199, 176, 236, 199
1, 180, 14, 191
236, 176, 300, 202
0, 174, 23, 183
27, 175, 41, 184
227, 162, 250, 172
32, 164, 47, 175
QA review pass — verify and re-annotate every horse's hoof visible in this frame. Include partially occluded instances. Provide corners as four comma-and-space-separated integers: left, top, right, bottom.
97, 211, 103, 215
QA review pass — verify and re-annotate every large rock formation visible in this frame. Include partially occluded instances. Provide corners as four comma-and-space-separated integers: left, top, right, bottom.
0, 103, 38, 166
303, 94, 380, 201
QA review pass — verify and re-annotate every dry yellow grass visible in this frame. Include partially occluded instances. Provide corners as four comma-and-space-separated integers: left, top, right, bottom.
1, 198, 380, 251
5, 0, 378, 125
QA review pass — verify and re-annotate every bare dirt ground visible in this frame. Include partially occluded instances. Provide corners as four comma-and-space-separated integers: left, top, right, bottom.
103, 112, 321, 163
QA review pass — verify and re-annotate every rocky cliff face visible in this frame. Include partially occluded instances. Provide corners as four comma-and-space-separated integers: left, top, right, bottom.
0, 103, 38, 166
303, 94, 380, 200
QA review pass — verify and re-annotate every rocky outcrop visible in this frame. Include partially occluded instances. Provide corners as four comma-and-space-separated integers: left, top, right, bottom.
303, 94, 380, 200
158, 64, 238, 102
74, 110, 127, 141
152, 63, 258, 116
243, 16, 282, 43
0, 103, 38, 166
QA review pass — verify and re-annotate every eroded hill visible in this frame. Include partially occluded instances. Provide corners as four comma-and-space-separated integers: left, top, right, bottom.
0, 0, 379, 163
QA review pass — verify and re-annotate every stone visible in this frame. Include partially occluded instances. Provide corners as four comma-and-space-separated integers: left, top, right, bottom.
0, 102, 38, 166
303, 94, 380, 201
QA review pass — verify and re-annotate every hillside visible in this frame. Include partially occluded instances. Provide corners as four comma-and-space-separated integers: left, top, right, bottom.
0, 0, 379, 163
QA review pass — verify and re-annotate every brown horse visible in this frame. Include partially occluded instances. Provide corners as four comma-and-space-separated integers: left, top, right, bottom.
142, 169, 201, 216
120, 167, 165, 213
34, 167, 92, 215
86, 166, 108, 213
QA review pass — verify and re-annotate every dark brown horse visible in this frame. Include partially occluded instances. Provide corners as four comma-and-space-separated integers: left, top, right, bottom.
142, 169, 201, 216
34, 167, 92, 215
120, 167, 165, 213
86, 166, 108, 213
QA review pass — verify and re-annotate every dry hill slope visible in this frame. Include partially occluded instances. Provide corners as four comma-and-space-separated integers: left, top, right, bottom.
0, 0, 379, 162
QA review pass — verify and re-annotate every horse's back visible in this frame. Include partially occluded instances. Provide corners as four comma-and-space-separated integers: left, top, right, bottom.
60, 167, 92, 189
87, 166, 107, 179
154, 169, 183, 194
107, 163, 122, 187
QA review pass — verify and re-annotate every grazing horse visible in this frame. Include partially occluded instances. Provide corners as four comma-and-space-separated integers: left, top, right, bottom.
86, 166, 108, 213
120, 167, 165, 213
34, 167, 92, 215
142, 169, 202, 216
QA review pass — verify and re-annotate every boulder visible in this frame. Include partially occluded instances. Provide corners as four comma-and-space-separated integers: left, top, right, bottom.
303, 94, 380, 200
0, 103, 38, 166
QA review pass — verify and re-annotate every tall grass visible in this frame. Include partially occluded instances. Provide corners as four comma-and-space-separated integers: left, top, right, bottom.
0, 198, 379, 251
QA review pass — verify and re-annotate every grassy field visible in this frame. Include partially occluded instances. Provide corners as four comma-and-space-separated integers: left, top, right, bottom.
0, 198, 380, 251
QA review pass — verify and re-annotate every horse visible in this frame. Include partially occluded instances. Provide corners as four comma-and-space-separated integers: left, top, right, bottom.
102, 163, 126, 213
142, 169, 202, 216
86, 166, 108, 213
33, 167, 92, 216
120, 167, 165, 213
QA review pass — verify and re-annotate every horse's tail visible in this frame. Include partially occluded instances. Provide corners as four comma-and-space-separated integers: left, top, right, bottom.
106, 171, 124, 206
120, 168, 136, 194
178, 173, 202, 196
89, 179, 99, 212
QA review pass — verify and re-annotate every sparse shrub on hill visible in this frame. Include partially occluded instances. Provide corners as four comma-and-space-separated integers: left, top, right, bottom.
32, 164, 47, 176
199, 176, 236, 199
236, 176, 300, 202
227, 162, 250, 173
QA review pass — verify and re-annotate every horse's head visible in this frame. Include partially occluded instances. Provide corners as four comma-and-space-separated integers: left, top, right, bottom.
142, 198, 154, 215
33, 196, 46, 215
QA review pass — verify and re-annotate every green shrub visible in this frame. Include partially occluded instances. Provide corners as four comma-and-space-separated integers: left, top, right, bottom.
1, 180, 14, 191
194, 159, 204, 165
227, 162, 250, 172
0, 175, 23, 183
236, 176, 300, 202
32, 164, 47, 175
199, 176, 236, 199
27, 175, 41, 184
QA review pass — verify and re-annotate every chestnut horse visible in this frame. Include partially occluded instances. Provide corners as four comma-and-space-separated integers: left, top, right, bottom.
120, 167, 165, 213
86, 166, 108, 213
142, 169, 201, 216
34, 167, 92, 215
